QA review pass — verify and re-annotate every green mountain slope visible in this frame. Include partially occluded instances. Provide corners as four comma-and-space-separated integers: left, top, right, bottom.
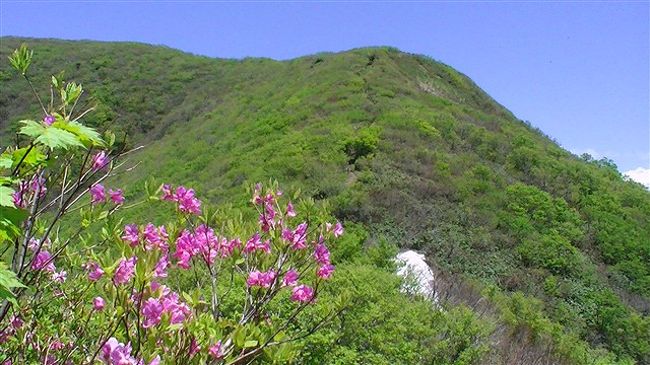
1, 37, 649, 364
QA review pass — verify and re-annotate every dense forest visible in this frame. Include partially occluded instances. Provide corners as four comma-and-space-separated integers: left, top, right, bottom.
1, 37, 649, 364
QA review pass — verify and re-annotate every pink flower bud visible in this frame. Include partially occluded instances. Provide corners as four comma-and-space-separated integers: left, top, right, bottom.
93, 297, 105, 311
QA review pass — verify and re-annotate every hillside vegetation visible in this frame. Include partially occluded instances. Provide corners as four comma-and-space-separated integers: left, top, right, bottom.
1, 37, 649, 364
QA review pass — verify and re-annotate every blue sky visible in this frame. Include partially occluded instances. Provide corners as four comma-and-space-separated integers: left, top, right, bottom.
1, 1, 648, 179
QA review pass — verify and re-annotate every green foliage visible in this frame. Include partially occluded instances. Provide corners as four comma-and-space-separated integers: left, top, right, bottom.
8, 43, 32, 75
517, 233, 583, 275
298, 264, 490, 365
0, 262, 26, 306
2, 38, 650, 364
19, 119, 84, 149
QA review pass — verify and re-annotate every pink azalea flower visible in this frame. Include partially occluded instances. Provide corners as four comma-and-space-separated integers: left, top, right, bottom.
317, 264, 335, 280
12, 181, 28, 208
209, 341, 224, 359
156, 290, 192, 325
286, 202, 296, 217
28, 239, 39, 251
121, 224, 140, 247
195, 224, 219, 265
219, 238, 240, 258
333, 221, 344, 238
109, 189, 125, 204
32, 250, 56, 272
10, 315, 23, 329
259, 239, 271, 254
173, 230, 194, 269
100, 338, 118, 363
29, 175, 47, 197
282, 222, 308, 250
52, 270, 67, 283
153, 255, 169, 278
174, 186, 201, 215
90, 184, 105, 205
282, 269, 299, 287
244, 233, 271, 254
141, 298, 163, 328
143, 224, 168, 251
314, 243, 331, 265
49, 339, 65, 351
259, 202, 278, 232
91, 151, 109, 172
161, 184, 174, 201
246, 270, 276, 288
87, 261, 104, 281
166, 300, 191, 325
93, 297, 105, 311
189, 337, 201, 357
110, 344, 136, 365
291, 285, 315, 303
43, 115, 55, 126
102, 339, 136, 365
113, 256, 137, 285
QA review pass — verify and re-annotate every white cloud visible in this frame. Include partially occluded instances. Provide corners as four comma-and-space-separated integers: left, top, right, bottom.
624, 167, 650, 188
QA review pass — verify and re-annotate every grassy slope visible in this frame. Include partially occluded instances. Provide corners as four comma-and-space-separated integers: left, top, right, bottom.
1, 37, 649, 364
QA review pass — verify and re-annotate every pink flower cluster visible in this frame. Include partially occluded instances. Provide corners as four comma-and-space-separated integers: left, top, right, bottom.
246, 270, 277, 288
209, 341, 224, 359
140, 284, 191, 329
89, 184, 124, 205
12, 175, 47, 209
244, 233, 271, 254
113, 256, 137, 285
281, 222, 309, 250
93, 297, 106, 311
91, 151, 110, 172
28, 238, 66, 283
291, 285, 314, 303
122, 223, 169, 251
282, 269, 299, 287
174, 225, 239, 268
100, 338, 160, 365
314, 241, 335, 280
253, 185, 298, 232
161, 184, 201, 215
42, 114, 55, 126
86, 261, 104, 281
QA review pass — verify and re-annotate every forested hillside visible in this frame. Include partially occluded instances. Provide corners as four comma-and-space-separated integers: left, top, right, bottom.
1, 37, 649, 364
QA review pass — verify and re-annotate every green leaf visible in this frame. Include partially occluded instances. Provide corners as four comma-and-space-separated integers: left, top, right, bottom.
8, 44, 32, 76
243, 340, 258, 348
54, 120, 104, 147
0, 186, 15, 207
0, 155, 12, 170
11, 147, 46, 169
64, 82, 83, 105
0, 262, 26, 306
52, 71, 65, 90
19, 119, 45, 138
39, 128, 83, 149
19, 120, 84, 149
233, 327, 246, 347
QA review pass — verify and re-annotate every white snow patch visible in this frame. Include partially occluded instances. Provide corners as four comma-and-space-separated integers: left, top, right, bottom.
395, 250, 438, 303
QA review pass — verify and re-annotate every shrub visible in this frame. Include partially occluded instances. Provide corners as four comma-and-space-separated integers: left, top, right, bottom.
0, 45, 345, 364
